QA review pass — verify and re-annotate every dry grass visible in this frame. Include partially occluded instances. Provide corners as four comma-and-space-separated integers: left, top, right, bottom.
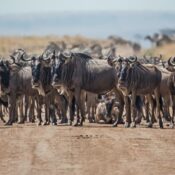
1, 36, 175, 60
143, 43, 175, 60
0, 35, 111, 57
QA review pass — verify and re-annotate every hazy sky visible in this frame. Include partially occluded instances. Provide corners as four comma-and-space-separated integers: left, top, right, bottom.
0, 0, 175, 15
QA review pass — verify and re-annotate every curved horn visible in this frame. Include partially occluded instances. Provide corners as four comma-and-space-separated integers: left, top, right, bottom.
168, 57, 175, 66
20, 52, 31, 61
61, 52, 72, 60
10, 55, 16, 63
128, 56, 137, 63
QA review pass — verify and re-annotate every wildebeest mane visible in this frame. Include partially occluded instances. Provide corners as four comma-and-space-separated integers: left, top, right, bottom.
60, 53, 95, 87
126, 62, 161, 91
40, 67, 52, 86
71, 53, 92, 60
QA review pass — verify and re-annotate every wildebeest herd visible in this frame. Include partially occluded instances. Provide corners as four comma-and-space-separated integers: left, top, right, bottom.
0, 42, 175, 129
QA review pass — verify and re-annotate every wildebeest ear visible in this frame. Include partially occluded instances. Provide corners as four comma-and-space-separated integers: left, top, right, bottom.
31, 56, 36, 61
168, 57, 175, 66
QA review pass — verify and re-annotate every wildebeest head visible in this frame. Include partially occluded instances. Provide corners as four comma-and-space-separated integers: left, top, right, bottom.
164, 57, 175, 72
0, 60, 10, 95
31, 53, 53, 95
51, 51, 72, 88
118, 56, 137, 89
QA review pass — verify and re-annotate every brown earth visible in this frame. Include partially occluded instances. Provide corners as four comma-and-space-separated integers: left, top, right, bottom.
0, 122, 175, 175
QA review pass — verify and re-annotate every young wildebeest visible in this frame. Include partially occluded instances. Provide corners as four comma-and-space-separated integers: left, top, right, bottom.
117, 56, 163, 128
0, 58, 41, 125
52, 52, 124, 127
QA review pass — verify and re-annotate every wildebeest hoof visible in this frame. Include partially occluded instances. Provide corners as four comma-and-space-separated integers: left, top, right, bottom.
169, 123, 174, 129
135, 117, 142, 124
131, 122, 136, 128
159, 120, 164, 129
112, 122, 118, 127
147, 122, 153, 128
74, 122, 79, 127
31, 119, 35, 123
79, 121, 83, 126
43, 121, 49, 126
59, 118, 68, 124
18, 121, 24, 124
88, 119, 93, 123
117, 119, 125, 125
69, 121, 73, 126
52, 122, 57, 126
37, 122, 42, 126
5, 121, 13, 126
124, 122, 130, 128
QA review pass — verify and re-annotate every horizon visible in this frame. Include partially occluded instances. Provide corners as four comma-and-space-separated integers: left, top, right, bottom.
1, 10, 175, 18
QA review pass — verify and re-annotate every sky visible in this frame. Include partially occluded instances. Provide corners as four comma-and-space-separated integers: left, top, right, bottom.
0, 0, 175, 15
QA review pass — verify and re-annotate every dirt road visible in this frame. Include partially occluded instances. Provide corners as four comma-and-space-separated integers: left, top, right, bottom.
0, 122, 175, 175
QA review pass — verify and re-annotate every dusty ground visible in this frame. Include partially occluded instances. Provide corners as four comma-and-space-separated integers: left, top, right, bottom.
0, 36, 175, 175
0, 122, 175, 175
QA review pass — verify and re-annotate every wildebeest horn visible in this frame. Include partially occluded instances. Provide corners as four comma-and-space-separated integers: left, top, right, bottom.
128, 56, 137, 63
168, 57, 175, 66
62, 52, 72, 59
10, 55, 16, 63
20, 52, 31, 61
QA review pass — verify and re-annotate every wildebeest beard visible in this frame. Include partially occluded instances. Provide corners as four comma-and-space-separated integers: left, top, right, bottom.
41, 67, 52, 87
1, 68, 10, 88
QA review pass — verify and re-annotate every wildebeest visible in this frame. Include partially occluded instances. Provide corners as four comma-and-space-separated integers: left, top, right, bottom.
0, 57, 41, 125
25, 43, 68, 125
52, 52, 124, 126
117, 56, 163, 128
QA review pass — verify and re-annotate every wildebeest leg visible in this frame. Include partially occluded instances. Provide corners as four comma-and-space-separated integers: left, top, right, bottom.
0, 105, 6, 123
36, 100, 42, 125
21, 95, 29, 123
6, 95, 16, 125
74, 89, 85, 126
68, 95, 74, 125
169, 95, 174, 128
87, 105, 93, 123
113, 88, 124, 127
18, 97, 24, 124
56, 95, 68, 124
124, 96, 131, 128
43, 101, 50, 125
49, 104, 57, 125
29, 98, 35, 123
146, 95, 153, 127
131, 92, 137, 128
25, 96, 29, 122
163, 96, 171, 122
79, 91, 86, 126
154, 89, 163, 128
61, 102, 68, 124
92, 106, 96, 122
144, 96, 150, 123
